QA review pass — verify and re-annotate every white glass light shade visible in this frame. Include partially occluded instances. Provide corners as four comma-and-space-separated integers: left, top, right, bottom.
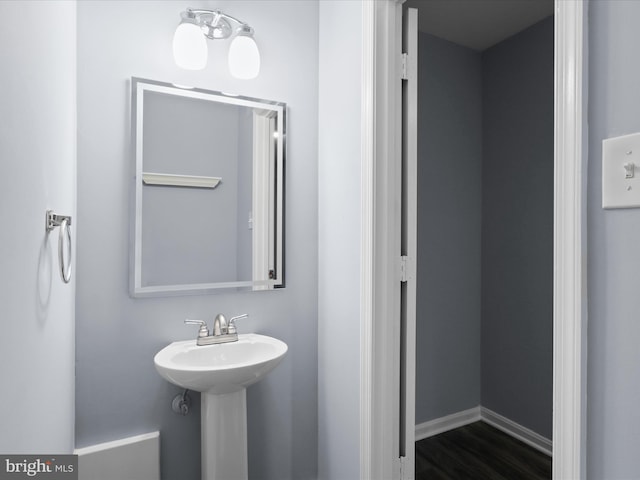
173, 22, 208, 70
228, 35, 260, 79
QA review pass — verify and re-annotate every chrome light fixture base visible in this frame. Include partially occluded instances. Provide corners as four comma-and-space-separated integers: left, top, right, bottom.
182, 9, 234, 39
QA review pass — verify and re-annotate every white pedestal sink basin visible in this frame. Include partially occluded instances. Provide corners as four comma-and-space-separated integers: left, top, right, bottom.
154, 333, 287, 480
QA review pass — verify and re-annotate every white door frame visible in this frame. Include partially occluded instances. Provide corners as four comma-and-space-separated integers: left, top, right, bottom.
360, 1, 403, 478
552, 1, 588, 478
360, 1, 588, 479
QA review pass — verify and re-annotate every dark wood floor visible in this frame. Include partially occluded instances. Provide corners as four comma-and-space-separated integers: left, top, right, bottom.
415, 421, 551, 480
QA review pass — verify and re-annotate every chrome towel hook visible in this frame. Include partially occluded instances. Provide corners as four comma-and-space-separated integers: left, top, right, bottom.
46, 210, 72, 284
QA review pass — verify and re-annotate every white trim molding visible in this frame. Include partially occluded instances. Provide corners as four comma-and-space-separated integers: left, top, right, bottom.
415, 407, 481, 441
415, 408, 552, 457
482, 407, 553, 457
74, 432, 160, 480
360, 1, 404, 479
554, 1, 588, 478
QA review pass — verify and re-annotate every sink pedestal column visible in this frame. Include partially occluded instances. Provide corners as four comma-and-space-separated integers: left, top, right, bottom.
201, 389, 248, 480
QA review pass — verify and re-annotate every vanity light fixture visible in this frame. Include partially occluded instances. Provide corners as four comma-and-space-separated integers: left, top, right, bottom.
173, 8, 260, 79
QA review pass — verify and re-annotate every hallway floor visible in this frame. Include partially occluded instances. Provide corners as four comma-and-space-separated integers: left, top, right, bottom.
415, 421, 551, 479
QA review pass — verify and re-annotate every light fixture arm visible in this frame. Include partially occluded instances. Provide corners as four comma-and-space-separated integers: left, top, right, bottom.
183, 8, 254, 40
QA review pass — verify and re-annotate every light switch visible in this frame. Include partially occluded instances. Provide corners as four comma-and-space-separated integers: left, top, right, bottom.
624, 162, 635, 179
602, 132, 640, 209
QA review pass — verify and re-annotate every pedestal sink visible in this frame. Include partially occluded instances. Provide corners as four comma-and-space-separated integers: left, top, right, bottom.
154, 333, 287, 480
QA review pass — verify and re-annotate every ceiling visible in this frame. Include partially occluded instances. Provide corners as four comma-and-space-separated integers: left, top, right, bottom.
404, 0, 554, 51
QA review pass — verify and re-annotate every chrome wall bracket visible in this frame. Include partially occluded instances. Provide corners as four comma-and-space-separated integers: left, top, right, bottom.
46, 210, 72, 232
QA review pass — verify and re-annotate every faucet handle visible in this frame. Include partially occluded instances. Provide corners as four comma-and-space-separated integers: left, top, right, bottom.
185, 319, 209, 338
228, 314, 248, 335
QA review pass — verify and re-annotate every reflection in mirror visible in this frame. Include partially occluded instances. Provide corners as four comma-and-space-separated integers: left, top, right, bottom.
130, 78, 285, 296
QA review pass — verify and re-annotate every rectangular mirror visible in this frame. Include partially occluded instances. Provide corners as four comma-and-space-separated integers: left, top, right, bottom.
130, 78, 285, 296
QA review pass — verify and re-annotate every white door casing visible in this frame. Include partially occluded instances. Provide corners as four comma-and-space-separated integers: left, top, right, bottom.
553, 1, 588, 478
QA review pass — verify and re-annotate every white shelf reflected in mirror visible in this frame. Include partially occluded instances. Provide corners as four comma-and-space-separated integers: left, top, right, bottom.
142, 172, 222, 189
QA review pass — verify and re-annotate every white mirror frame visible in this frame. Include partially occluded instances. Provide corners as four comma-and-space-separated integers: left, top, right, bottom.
360, 1, 587, 479
130, 78, 285, 296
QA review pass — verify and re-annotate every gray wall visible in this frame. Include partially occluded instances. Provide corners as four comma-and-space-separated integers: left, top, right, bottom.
588, 1, 640, 477
141, 94, 240, 285
0, 0, 76, 454
481, 16, 554, 439
415, 17, 553, 438
317, 1, 363, 478
415, 32, 483, 424
75, 2, 318, 479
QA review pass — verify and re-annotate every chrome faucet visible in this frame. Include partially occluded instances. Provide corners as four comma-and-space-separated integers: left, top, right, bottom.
185, 314, 248, 346
212, 313, 228, 336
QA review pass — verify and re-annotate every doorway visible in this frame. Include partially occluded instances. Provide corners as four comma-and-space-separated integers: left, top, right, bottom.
408, 1, 554, 477
360, 1, 587, 479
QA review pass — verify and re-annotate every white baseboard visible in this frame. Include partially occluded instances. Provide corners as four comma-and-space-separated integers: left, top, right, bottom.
74, 431, 160, 480
480, 407, 552, 456
415, 406, 552, 457
415, 406, 481, 441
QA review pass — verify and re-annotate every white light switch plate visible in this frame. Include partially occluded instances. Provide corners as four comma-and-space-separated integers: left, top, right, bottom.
603, 132, 640, 209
